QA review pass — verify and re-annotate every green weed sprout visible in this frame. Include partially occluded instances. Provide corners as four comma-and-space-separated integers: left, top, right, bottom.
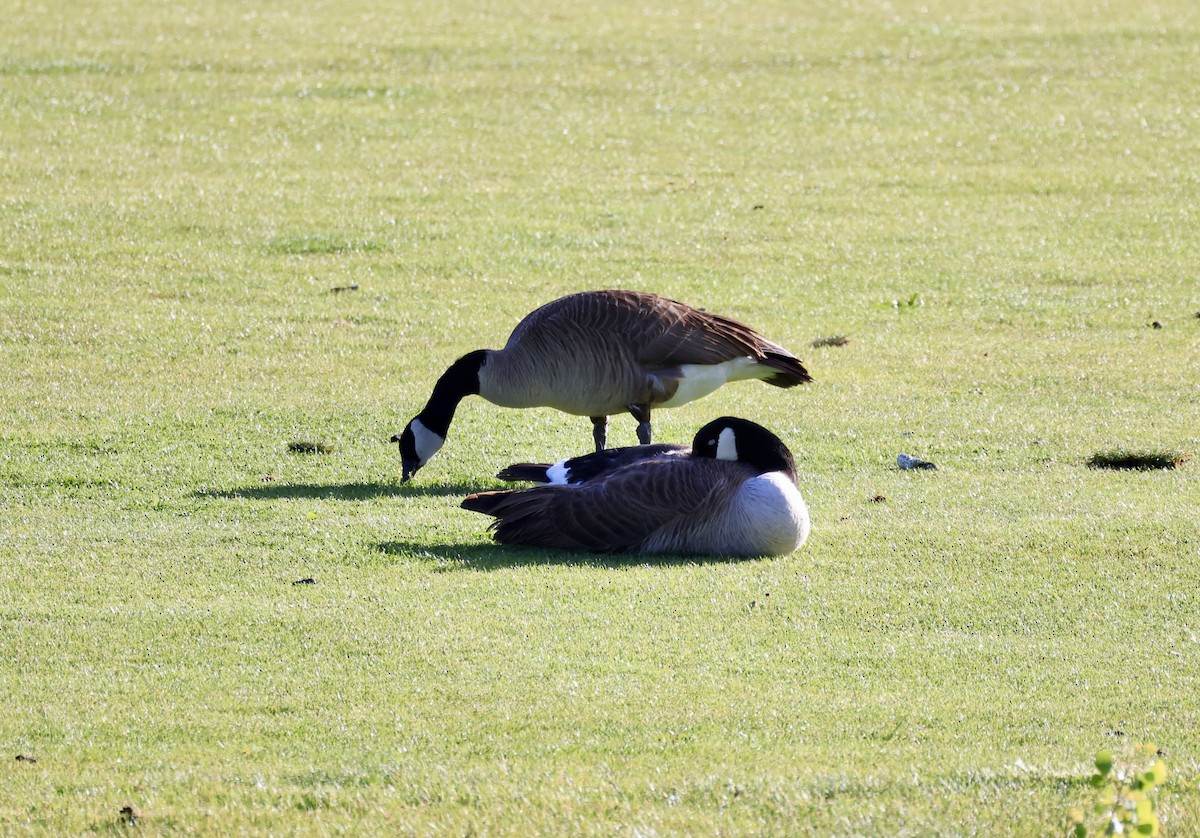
1068, 743, 1168, 836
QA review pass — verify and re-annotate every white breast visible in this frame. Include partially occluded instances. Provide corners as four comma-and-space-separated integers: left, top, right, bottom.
733, 472, 811, 555
642, 470, 810, 557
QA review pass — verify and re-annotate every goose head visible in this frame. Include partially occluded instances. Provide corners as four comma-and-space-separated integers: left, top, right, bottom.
392, 350, 487, 482
691, 416, 798, 481
391, 418, 445, 482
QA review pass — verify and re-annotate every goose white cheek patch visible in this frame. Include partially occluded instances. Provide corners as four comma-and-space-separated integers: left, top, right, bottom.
715, 427, 739, 461
410, 419, 446, 464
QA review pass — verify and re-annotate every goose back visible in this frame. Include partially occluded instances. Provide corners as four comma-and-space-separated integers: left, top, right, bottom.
478, 290, 809, 416
496, 442, 689, 485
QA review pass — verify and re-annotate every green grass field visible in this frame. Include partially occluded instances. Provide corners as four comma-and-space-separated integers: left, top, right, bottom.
3, 0, 1198, 833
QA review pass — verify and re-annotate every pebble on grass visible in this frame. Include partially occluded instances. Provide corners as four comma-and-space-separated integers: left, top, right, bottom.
1087, 451, 1191, 471
897, 453, 937, 470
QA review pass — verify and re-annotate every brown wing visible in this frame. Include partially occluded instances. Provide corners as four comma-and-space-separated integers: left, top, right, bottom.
496, 443, 689, 484
461, 457, 750, 553
504, 290, 810, 387
634, 297, 812, 385
555, 291, 804, 373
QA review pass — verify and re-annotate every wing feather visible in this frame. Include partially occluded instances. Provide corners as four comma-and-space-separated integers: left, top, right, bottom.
496, 443, 689, 484
462, 458, 753, 553
507, 290, 805, 371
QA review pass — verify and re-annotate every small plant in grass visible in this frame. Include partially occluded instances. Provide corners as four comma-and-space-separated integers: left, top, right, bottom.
810, 335, 850, 347
1067, 744, 1167, 837
267, 235, 383, 256
892, 292, 923, 310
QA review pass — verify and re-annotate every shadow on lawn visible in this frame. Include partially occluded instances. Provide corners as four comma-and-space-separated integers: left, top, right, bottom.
195, 481, 476, 501
375, 540, 761, 571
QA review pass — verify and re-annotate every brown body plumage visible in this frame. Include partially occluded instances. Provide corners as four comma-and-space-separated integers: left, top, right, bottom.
482, 290, 809, 414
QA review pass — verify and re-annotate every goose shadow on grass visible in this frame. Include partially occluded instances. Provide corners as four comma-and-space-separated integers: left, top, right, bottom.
194, 480, 479, 501
374, 540, 765, 571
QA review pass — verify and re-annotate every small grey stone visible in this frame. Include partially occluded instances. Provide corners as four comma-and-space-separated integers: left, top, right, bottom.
898, 453, 937, 470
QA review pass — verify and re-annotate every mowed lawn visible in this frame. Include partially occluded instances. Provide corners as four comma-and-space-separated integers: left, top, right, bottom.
2, 0, 1198, 833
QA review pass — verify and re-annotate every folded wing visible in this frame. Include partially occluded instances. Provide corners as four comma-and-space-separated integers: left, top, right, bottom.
462, 458, 750, 552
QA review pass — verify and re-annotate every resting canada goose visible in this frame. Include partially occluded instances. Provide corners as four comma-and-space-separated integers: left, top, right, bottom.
392, 290, 810, 481
461, 417, 811, 557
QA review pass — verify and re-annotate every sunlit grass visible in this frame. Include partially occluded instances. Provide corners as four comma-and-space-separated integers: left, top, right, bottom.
2, 0, 1198, 833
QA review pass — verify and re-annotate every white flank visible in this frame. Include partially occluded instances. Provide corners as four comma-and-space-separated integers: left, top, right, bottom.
715, 427, 739, 461
410, 419, 445, 464
658, 357, 764, 408
545, 459, 571, 485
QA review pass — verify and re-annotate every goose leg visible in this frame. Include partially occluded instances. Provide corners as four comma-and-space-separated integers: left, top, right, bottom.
628, 403, 652, 445
590, 416, 608, 451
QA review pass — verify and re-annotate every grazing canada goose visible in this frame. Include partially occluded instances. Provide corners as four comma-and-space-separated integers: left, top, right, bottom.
461, 417, 810, 557
392, 290, 810, 481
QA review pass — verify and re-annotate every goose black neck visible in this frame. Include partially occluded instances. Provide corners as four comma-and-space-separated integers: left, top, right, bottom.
417, 350, 487, 437
763, 447, 798, 482
743, 434, 797, 480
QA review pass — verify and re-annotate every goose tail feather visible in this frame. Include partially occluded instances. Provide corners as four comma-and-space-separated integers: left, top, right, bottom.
495, 463, 551, 483
461, 489, 571, 548
761, 351, 812, 387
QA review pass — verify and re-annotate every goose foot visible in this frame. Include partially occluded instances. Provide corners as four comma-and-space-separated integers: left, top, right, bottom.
627, 403, 652, 445
636, 421, 652, 445
590, 416, 608, 451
